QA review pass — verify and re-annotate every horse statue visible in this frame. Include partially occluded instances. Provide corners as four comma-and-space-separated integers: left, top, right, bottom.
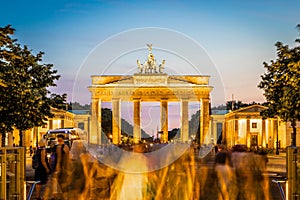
159, 60, 165, 73
136, 44, 166, 74
137, 60, 143, 73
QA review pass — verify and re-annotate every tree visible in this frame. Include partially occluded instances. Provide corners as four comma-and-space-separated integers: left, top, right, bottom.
189, 110, 200, 143
68, 102, 91, 110
225, 101, 259, 111
258, 25, 300, 146
211, 104, 227, 110
0, 25, 66, 146
100, 107, 150, 142
0, 25, 15, 146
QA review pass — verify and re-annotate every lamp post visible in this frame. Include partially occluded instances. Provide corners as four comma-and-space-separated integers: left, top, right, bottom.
275, 133, 279, 155
276, 119, 279, 155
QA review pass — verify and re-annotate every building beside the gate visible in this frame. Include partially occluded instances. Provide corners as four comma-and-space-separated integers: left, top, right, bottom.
208, 109, 229, 144
3, 108, 90, 147
223, 104, 300, 149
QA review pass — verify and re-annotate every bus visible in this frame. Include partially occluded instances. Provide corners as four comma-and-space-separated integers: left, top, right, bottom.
44, 127, 86, 148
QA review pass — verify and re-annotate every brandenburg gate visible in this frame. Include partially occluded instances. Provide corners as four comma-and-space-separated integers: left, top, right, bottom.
88, 45, 213, 145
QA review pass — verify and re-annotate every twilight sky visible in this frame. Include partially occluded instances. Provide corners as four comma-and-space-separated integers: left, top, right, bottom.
1, 0, 300, 134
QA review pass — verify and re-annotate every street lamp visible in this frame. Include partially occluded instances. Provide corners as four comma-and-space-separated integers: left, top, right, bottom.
109, 134, 112, 143
276, 118, 279, 155
276, 131, 279, 155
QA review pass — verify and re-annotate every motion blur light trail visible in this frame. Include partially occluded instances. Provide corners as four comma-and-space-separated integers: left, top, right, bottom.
41, 140, 270, 200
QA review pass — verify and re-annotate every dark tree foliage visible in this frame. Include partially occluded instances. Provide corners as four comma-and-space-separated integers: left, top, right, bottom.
189, 110, 200, 143
0, 25, 15, 146
100, 108, 149, 141
0, 25, 66, 146
50, 93, 68, 110
168, 128, 180, 141
211, 104, 227, 110
258, 25, 300, 146
225, 101, 259, 111
68, 102, 91, 110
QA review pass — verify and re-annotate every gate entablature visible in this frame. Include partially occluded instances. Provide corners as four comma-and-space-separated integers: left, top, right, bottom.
90, 75, 211, 102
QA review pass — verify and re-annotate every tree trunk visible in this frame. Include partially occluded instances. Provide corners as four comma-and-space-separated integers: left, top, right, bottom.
291, 120, 296, 147
1, 133, 5, 147
19, 129, 23, 147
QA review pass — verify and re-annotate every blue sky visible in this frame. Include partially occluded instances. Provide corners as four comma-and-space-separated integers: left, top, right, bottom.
1, 0, 300, 134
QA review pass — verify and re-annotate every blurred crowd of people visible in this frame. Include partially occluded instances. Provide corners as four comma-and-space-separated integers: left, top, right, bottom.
32, 140, 270, 200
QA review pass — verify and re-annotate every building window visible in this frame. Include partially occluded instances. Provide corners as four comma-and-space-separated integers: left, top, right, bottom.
252, 122, 257, 129
78, 122, 84, 130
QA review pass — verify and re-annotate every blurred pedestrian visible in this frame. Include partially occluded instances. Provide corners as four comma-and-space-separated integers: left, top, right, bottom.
34, 139, 50, 200
53, 134, 71, 199
231, 151, 270, 200
30, 145, 33, 156
214, 145, 237, 200
110, 144, 148, 200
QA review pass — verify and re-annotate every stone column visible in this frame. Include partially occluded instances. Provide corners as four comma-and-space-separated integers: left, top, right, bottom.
180, 99, 189, 142
200, 99, 210, 145
223, 121, 227, 145
213, 120, 218, 144
273, 118, 278, 149
262, 119, 266, 147
60, 117, 64, 128
246, 118, 250, 147
90, 99, 99, 144
234, 117, 239, 145
112, 98, 121, 144
49, 120, 53, 130
97, 100, 102, 144
160, 99, 168, 143
133, 98, 141, 143
268, 119, 273, 148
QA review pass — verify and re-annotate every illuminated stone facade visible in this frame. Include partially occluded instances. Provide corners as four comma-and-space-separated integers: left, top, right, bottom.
223, 104, 300, 149
88, 46, 213, 144
8, 108, 75, 147
224, 105, 274, 148
4, 108, 90, 148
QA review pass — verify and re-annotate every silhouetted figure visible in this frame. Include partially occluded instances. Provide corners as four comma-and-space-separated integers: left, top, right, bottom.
214, 145, 237, 200
29, 145, 33, 156
34, 139, 50, 200
53, 134, 71, 199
